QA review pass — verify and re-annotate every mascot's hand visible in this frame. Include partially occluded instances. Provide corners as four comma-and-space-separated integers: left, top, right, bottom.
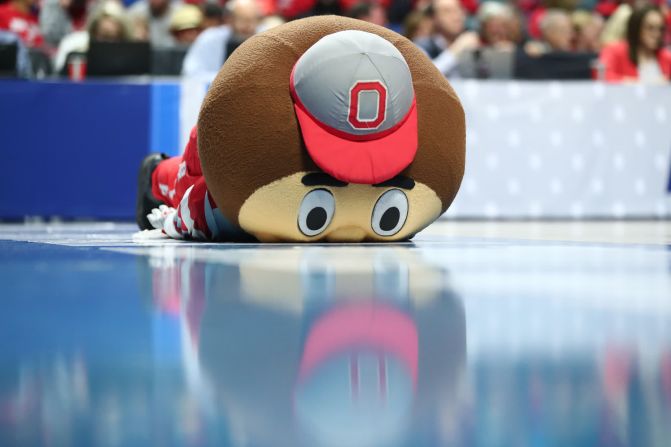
147, 205, 177, 230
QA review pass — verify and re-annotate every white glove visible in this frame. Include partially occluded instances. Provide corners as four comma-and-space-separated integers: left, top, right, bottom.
147, 205, 177, 230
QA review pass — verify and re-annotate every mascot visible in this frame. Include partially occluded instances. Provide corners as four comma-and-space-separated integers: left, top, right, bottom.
136, 16, 465, 242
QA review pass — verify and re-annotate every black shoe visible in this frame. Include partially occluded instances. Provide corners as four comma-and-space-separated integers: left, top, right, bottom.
136, 153, 169, 230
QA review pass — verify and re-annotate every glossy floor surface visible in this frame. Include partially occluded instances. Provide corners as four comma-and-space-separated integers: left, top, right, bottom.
0, 221, 670, 447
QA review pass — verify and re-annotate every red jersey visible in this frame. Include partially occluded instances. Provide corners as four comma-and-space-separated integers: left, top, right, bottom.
599, 41, 671, 82
0, 3, 43, 48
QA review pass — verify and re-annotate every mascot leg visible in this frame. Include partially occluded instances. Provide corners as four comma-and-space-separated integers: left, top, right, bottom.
137, 126, 203, 231
151, 156, 186, 208
152, 126, 203, 209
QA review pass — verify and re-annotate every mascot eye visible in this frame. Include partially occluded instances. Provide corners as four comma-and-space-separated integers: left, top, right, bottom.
371, 189, 408, 237
298, 189, 335, 236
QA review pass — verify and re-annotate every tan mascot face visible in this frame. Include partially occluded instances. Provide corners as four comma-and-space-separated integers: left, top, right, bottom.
198, 16, 465, 242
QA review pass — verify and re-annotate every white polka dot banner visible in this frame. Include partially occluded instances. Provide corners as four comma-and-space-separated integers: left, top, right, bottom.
447, 81, 671, 219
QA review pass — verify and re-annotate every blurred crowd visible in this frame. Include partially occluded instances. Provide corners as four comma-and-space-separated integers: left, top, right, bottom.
0, 0, 669, 81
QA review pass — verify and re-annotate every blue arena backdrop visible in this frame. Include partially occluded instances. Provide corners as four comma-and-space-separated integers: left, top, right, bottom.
0, 79, 180, 220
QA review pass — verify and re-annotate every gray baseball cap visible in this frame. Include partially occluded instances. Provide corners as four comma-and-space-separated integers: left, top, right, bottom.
290, 30, 418, 185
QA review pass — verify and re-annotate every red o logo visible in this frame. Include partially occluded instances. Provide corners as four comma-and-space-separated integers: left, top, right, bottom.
348, 81, 387, 130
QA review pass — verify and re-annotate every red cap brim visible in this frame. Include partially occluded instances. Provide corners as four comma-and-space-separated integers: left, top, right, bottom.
293, 100, 418, 185
297, 302, 418, 385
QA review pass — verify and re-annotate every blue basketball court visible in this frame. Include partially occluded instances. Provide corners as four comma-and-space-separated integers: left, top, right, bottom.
1, 221, 669, 446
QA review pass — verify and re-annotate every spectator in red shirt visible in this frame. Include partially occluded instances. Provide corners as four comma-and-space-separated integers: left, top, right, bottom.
599, 5, 671, 82
0, 0, 44, 47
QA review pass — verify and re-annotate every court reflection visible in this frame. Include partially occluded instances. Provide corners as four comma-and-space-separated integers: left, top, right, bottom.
141, 246, 468, 447
139, 244, 671, 447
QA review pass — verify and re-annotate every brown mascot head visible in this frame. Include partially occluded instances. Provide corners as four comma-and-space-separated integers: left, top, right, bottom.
198, 16, 465, 242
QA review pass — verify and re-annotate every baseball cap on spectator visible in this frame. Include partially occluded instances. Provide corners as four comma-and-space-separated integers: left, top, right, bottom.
290, 30, 418, 185
170, 4, 203, 33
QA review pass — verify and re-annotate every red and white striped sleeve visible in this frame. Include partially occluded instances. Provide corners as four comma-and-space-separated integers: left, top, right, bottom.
162, 177, 225, 241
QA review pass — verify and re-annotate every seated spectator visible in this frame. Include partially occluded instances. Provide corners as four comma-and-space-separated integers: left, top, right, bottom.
0, 29, 32, 76
91, 10, 128, 41
128, 0, 182, 48
347, 1, 388, 27
572, 9, 604, 52
527, 0, 580, 40
403, 6, 433, 41
130, 13, 150, 41
169, 4, 202, 46
39, 0, 93, 47
53, 0, 129, 72
477, 1, 516, 50
0, 0, 44, 48
525, 8, 574, 55
415, 0, 480, 77
202, 2, 224, 29
599, 5, 671, 83
181, 0, 260, 77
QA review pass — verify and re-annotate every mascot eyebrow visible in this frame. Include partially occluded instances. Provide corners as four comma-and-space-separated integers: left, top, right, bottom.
373, 176, 416, 190
301, 172, 415, 190
301, 173, 348, 187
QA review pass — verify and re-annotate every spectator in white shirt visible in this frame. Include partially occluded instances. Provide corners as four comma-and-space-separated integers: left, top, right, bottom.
181, 0, 261, 77
414, 0, 480, 77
